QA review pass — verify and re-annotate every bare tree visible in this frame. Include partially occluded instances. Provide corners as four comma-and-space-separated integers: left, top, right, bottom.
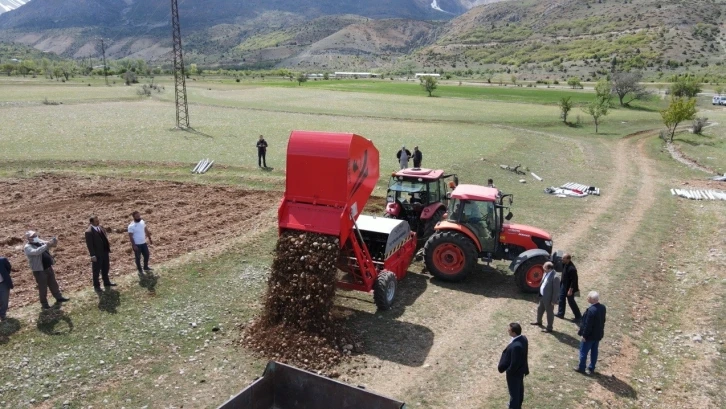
611, 71, 652, 106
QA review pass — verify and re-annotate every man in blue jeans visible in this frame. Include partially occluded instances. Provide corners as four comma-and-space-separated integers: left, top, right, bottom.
575, 291, 607, 375
128, 211, 153, 277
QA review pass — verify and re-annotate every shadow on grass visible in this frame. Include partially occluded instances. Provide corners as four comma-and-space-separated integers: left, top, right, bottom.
426, 264, 537, 303
183, 127, 214, 139
37, 308, 73, 335
621, 104, 659, 113
673, 136, 716, 147
138, 272, 158, 294
0, 318, 22, 345
97, 288, 121, 313
261, 166, 275, 172
591, 372, 638, 399
550, 328, 581, 349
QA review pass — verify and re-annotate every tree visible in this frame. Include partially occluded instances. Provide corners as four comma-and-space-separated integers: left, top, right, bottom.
323, 72, 329, 80
582, 98, 609, 133
594, 78, 612, 107
60, 61, 75, 81
296, 73, 307, 86
124, 71, 138, 85
661, 97, 696, 142
559, 97, 573, 123
715, 85, 725, 96
2, 63, 14, 76
189, 63, 198, 75
419, 75, 438, 97
611, 71, 652, 106
670, 78, 701, 98
567, 77, 582, 89
511, 74, 517, 85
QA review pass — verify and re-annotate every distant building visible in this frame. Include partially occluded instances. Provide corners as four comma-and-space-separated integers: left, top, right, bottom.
334, 72, 379, 78
305, 73, 325, 78
415, 73, 441, 78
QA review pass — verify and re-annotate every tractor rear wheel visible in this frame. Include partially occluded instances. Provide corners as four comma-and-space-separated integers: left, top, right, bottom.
515, 256, 548, 293
424, 231, 477, 282
374, 270, 397, 310
421, 208, 445, 244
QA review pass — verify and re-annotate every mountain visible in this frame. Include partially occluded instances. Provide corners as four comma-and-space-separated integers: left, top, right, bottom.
0, 0, 503, 63
419, 0, 726, 77
1, 0, 723, 77
0, 0, 30, 15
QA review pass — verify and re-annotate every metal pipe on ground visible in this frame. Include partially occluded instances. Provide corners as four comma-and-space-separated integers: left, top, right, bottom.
201, 160, 214, 174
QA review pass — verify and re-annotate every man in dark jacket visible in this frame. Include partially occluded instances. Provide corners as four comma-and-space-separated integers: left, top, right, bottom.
85, 216, 115, 291
256, 135, 268, 168
498, 322, 529, 409
556, 253, 582, 322
0, 257, 13, 321
412, 146, 423, 168
576, 291, 607, 375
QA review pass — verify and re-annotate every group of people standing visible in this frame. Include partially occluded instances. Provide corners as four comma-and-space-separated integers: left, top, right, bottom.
499, 254, 607, 409
396, 145, 423, 169
0, 211, 154, 320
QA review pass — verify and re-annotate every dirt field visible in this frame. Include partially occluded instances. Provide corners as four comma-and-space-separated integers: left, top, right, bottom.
0, 174, 280, 307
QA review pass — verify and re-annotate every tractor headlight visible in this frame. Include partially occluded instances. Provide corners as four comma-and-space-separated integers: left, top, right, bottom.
545, 240, 553, 247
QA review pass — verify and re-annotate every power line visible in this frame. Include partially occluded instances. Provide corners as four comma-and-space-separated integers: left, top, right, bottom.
171, 0, 189, 129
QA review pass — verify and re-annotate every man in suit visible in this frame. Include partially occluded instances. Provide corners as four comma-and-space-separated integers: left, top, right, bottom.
556, 253, 582, 323
531, 261, 560, 332
575, 291, 607, 375
498, 322, 529, 409
85, 216, 116, 291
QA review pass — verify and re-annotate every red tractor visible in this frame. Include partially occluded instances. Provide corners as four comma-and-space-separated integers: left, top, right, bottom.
423, 184, 556, 293
384, 168, 458, 248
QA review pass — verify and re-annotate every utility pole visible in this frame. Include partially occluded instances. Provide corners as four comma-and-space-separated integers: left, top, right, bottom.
99, 38, 109, 86
171, 0, 189, 128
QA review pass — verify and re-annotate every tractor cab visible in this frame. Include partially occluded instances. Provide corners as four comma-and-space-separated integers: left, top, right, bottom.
385, 168, 457, 247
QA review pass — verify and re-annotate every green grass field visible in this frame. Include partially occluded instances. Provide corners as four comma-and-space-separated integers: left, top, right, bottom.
0, 76, 723, 409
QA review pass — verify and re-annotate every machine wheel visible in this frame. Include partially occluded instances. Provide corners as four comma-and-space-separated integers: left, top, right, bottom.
373, 270, 397, 310
424, 231, 477, 282
421, 208, 445, 244
515, 256, 548, 293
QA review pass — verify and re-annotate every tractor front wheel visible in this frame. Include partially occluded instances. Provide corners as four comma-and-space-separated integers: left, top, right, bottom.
515, 256, 548, 293
424, 231, 477, 282
374, 270, 397, 310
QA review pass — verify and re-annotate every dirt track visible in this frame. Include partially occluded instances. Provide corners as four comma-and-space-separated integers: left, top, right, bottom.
0, 174, 279, 308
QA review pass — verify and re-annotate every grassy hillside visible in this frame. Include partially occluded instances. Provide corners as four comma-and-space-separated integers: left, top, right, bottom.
416, 0, 726, 78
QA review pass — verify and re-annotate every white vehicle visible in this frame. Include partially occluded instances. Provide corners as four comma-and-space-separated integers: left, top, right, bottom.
713, 95, 725, 105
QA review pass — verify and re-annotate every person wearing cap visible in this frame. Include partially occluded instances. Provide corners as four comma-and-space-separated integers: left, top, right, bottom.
412, 146, 423, 168
23, 231, 70, 309
396, 146, 411, 170
0, 256, 13, 321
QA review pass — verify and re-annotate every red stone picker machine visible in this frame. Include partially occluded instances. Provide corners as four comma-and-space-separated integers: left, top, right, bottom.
278, 130, 418, 310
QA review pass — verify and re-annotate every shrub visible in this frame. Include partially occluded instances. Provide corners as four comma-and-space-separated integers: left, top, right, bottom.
692, 117, 708, 135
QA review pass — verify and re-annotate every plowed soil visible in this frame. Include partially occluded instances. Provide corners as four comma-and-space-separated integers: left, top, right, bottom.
0, 174, 280, 307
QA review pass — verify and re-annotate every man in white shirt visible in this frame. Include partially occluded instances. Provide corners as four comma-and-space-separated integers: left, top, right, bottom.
531, 261, 560, 333
128, 211, 153, 276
